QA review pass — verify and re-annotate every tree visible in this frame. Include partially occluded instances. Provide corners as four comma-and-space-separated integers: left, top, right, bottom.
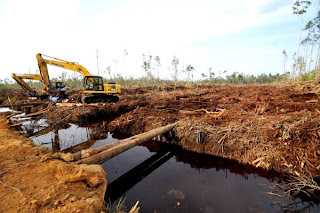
208, 68, 215, 81
105, 66, 112, 79
185, 64, 195, 81
142, 54, 153, 79
282, 50, 288, 73
304, 6, 320, 74
154, 56, 161, 79
201, 73, 208, 80
123, 49, 128, 79
292, 0, 312, 80
171, 55, 179, 81
58, 71, 68, 82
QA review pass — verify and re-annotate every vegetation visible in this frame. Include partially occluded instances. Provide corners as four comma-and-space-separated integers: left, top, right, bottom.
0, 70, 295, 93
287, 0, 320, 80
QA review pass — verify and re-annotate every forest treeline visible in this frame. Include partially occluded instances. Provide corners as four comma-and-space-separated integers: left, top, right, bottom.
0, 71, 294, 92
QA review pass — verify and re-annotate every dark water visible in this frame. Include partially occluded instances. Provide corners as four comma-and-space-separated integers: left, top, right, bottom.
17, 118, 320, 213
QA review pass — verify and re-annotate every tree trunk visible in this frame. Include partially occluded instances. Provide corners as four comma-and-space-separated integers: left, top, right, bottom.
294, 15, 304, 80
76, 122, 178, 165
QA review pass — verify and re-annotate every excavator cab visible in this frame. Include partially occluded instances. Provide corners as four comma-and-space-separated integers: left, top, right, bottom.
84, 76, 104, 91
50, 81, 66, 90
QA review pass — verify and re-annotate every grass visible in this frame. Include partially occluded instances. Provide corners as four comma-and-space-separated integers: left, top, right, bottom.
103, 198, 127, 213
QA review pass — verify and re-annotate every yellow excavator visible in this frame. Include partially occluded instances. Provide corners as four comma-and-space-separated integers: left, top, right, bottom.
11, 73, 42, 97
36, 53, 121, 103
11, 73, 67, 99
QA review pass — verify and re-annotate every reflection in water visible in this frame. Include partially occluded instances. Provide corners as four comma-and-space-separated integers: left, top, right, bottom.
103, 141, 320, 213
20, 119, 115, 153
18, 119, 320, 213
106, 150, 173, 203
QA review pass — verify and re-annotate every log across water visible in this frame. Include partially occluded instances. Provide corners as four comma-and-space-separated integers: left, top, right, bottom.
76, 122, 177, 165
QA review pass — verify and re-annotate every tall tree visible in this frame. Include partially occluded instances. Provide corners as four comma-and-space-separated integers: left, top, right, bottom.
282, 50, 288, 73
185, 65, 195, 81
105, 66, 112, 79
292, 0, 312, 79
208, 68, 215, 81
123, 49, 128, 79
142, 53, 153, 78
154, 56, 161, 79
171, 55, 179, 81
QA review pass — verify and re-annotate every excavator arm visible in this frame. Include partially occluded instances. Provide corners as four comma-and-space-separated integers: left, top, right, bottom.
36, 53, 121, 103
37, 53, 91, 82
11, 73, 42, 97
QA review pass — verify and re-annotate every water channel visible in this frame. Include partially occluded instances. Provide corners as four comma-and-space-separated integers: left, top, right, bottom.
14, 117, 320, 212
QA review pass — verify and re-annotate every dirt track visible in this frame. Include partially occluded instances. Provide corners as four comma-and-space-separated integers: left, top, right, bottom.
42, 83, 320, 178
0, 117, 106, 213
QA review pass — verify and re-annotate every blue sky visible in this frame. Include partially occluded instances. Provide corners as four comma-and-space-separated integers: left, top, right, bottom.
0, 0, 318, 81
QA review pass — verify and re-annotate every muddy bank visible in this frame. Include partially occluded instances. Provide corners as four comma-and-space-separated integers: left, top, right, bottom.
111, 84, 320, 178
0, 117, 106, 213
5, 83, 320, 179
52, 83, 320, 179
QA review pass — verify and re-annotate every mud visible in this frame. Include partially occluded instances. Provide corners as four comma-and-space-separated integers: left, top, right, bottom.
0, 117, 106, 213
3, 83, 320, 181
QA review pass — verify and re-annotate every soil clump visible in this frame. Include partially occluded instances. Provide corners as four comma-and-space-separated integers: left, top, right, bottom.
0, 117, 106, 213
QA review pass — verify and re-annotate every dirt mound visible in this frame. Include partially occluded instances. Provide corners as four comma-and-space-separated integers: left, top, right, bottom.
0, 117, 106, 213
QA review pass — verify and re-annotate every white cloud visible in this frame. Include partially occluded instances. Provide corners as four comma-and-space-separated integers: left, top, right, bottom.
0, 0, 310, 81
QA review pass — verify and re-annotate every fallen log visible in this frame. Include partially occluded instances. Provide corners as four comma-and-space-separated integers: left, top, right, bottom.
55, 102, 108, 107
56, 103, 83, 107
14, 103, 53, 118
76, 122, 178, 165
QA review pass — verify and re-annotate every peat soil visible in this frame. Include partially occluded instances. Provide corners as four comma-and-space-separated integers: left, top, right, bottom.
0, 116, 107, 213
4, 83, 320, 180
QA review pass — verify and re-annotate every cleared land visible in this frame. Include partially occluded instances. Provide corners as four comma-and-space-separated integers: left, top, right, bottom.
1, 82, 320, 211
42, 83, 320, 178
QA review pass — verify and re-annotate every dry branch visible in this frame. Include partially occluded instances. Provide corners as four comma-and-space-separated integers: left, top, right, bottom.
179, 108, 226, 118
195, 108, 226, 118
15, 103, 53, 118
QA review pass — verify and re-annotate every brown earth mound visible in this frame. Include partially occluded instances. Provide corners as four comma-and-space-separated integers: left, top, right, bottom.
0, 117, 106, 213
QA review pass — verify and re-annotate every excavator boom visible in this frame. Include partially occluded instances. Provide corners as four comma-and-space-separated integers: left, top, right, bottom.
37, 53, 91, 83
11, 73, 42, 97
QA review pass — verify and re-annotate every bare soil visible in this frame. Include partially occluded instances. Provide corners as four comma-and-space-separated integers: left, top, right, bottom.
2, 82, 320, 211
42, 83, 320, 178
0, 117, 106, 213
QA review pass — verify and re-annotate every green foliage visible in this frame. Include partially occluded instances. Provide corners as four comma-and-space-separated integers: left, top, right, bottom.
300, 69, 318, 81
292, 0, 312, 15
0, 78, 43, 92
200, 72, 291, 84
